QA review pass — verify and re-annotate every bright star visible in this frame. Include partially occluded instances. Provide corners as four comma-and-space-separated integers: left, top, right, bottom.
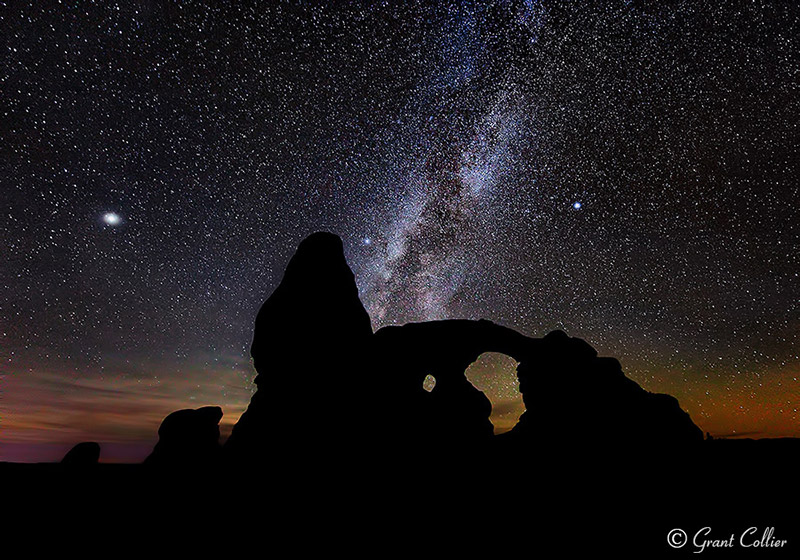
573, 201, 582, 210
102, 212, 121, 225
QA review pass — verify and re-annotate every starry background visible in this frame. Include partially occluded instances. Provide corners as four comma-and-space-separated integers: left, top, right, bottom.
2, 0, 798, 462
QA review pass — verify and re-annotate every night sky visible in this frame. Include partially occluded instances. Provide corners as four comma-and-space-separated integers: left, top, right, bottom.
2, 1, 798, 463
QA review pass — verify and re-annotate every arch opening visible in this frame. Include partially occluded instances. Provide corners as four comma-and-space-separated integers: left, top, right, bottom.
464, 352, 525, 435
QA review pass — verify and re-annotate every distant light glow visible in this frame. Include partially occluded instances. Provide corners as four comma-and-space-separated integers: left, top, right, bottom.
102, 212, 121, 225
573, 201, 582, 210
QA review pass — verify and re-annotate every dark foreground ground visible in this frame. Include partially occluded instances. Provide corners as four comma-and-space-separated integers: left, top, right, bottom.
2, 439, 798, 557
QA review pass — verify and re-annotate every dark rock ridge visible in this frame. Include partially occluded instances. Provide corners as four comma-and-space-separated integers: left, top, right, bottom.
61, 442, 101, 465
144, 406, 223, 467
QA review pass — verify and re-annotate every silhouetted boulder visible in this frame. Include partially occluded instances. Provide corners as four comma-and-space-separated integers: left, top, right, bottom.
224, 232, 374, 464
61, 442, 101, 465
145, 406, 223, 467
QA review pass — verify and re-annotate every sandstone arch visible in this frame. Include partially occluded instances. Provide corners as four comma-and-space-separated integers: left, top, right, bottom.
223, 233, 703, 467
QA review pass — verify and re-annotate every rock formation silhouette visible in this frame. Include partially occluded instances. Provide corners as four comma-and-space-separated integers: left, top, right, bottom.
372, 319, 532, 455
502, 329, 704, 455
224, 232, 374, 464
61, 442, 101, 465
372, 320, 702, 464
218, 232, 703, 470
144, 406, 223, 467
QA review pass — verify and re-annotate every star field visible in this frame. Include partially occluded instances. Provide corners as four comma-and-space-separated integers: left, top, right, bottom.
2, 1, 798, 461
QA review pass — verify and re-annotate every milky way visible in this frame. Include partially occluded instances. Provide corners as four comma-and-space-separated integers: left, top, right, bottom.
2, 1, 798, 461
